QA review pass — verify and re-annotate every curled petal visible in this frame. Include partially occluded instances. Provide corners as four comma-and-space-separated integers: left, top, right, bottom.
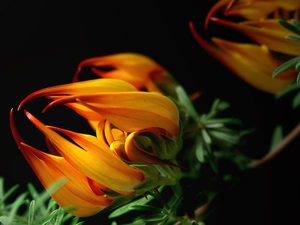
190, 22, 297, 93
210, 17, 300, 56
45, 92, 179, 136
205, 0, 300, 26
125, 132, 166, 164
251, 0, 300, 10
9, 109, 112, 216
18, 78, 137, 110
224, 1, 278, 20
23, 111, 144, 194
205, 0, 233, 29
74, 53, 167, 92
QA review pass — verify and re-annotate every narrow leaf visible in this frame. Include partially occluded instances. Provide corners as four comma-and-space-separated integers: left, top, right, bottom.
286, 35, 300, 42
269, 125, 283, 151
292, 91, 300, 108
291, 19, 300, 33
272, 56, 300, 78
278, 19, 300, 35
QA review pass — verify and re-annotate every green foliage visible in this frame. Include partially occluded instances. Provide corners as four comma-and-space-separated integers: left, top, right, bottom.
275, 82, 300, 109
182, 98, 252, 176
273, 19, 300, 83
0, 177, 83, 225
108, 188, 199, 225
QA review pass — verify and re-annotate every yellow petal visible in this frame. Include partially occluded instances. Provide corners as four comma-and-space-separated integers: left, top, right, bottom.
74, 53, 167, 92
18, 78, 137, 110
45, 92, 179, 136
125, 132, 166, 164
251, 0, 300, 10
204, 0, 232, 29
210, 17, 300, 56
205, 0, 300, 26
225, 1, 278, 20
9, 109, 112, 216
24, 111, 144, 194
190, 22, 296, 93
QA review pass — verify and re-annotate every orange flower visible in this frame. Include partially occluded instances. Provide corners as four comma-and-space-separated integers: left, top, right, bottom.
192, 0, 299, 93
205, 0, 300, 27
97, 120, 182, 164
10, 109, 114, 217
73, 52, 182, 97
11, 75, 181, 216
19, 78, 180, 136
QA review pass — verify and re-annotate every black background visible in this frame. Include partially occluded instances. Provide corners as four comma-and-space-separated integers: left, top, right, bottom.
1, 1, 299, 224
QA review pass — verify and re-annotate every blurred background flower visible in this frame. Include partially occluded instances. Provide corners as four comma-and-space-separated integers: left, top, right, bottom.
191, 0, 300, 93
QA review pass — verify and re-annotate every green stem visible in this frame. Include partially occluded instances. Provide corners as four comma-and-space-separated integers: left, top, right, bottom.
249, 121, 300, 169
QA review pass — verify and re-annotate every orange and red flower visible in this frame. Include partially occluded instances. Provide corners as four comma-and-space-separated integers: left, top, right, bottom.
192, 0, 300, 93
10, 60, 182, 216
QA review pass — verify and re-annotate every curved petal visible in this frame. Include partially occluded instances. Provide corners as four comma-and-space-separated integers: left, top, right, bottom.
252, 0, 300, 10
225, 1, 278, 20
204, 0, 233, 29
24, 111, 144, 194
44, 92, 179, 136
210, 17, 300, 56
190, 22, 297, 93
18, 78, 137, 110
205, 0, 300, 25
125, 132, 166, 164
74, 53, 168, 93
9, 109, 112, 216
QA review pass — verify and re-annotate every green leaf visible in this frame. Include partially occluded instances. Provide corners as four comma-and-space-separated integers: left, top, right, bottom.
291, 19, 300, 33
272, 56, 300, 78
5, 192, 27, 225
28, 200, 35, 225
176, 86, 199, 120
0, 184, 20, 208
296, 60, 300, 70
286, 35, 300, 42
275, 82, 300, 99
195, 135, 205, 163
208, 130, 240, 145
131, 213, 167, 224
269, 125, 283, 151
128, 205, 162, 213
201, 129, 211, 145
205, 118, 242, 125
278, 19, 300, 35
108, 194, 155, 219
292, 91, 300, 108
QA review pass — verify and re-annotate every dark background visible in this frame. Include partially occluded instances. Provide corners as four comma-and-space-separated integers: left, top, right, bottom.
1, 0, 299, 224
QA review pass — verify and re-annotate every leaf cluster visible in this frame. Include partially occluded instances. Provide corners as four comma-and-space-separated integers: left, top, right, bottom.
0, 178, 83, 225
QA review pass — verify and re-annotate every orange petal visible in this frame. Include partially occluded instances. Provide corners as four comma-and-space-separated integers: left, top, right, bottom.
190, 22, 296, 93
47, 92, 179, 136
24, 111, 144, 194
125, 132, 165, 164
210, 17, 300, 56
74, 53, 167, 92
9, 109, 112, 216
204, 0, 232, 29
18, 78, 137, 110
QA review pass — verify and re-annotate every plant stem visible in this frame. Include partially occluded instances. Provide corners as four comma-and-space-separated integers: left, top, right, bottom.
174, 122, 300, 225
249, 121, 300, 169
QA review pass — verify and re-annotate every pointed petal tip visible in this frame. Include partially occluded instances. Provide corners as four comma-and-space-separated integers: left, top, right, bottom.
9, 107, 24, 145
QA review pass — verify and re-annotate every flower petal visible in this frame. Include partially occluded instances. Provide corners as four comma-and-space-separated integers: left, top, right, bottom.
9, 109, 112, 216
210, 17, 300, 56
45, 92, 179, 136
74, 53, 167, 92
125, 132, 166, 164
24, 110, 145, 194
18, 78, 137, 110
190, 22, 297, 93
